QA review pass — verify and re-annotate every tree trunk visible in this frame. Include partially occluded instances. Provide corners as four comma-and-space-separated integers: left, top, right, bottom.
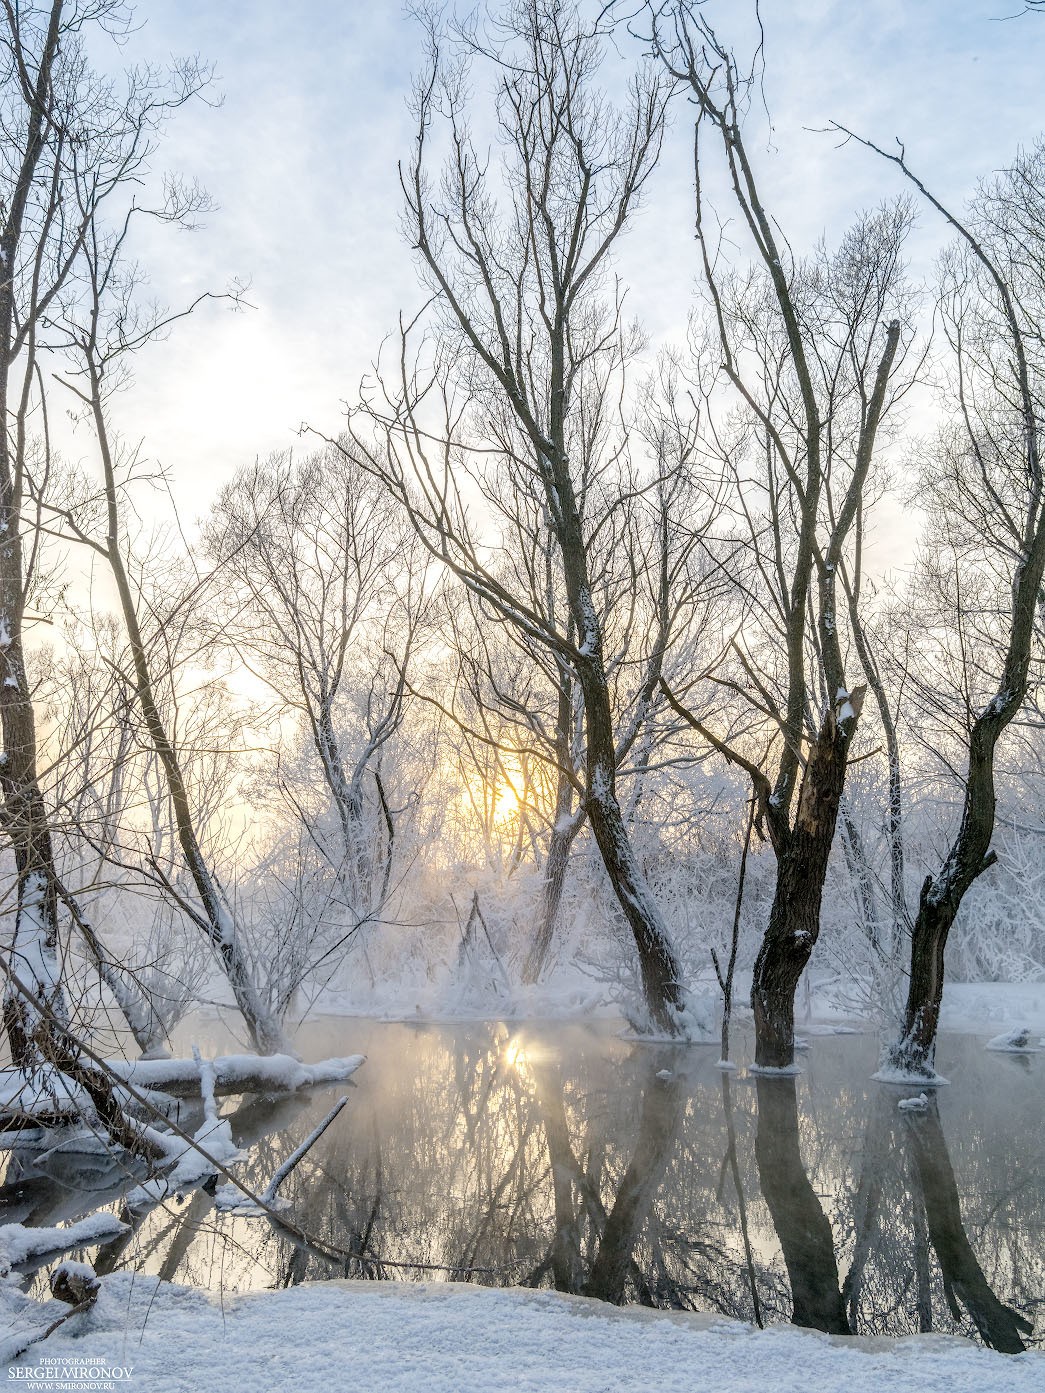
587, 779, 686, 1034
523, 802, 582, 984
751, 701, 860, 1069
889, 530, 1044, 1077
90, 381, 289, 1057
572, 599, 686, 1034
0, 0, 70, 1071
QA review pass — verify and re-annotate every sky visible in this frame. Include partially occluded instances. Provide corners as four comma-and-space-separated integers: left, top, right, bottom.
79, 0, 1044, 546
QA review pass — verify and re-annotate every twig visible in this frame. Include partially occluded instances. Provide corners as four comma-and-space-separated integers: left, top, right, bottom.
261, 1096, 349, 1204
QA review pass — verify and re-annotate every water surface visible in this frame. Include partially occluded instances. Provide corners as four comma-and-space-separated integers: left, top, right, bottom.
3, 1020, 1042, 1350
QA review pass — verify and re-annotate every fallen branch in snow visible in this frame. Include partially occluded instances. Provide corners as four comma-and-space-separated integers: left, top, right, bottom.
0, 966, 373, 1273
107, 1052, 366, 1097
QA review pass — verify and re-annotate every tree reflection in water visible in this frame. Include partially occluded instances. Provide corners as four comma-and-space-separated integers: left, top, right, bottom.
1, 1023, 1039, 1351
753, 1073, 848, 1333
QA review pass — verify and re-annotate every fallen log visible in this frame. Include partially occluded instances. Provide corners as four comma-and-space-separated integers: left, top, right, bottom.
0, 1052, 365, 1134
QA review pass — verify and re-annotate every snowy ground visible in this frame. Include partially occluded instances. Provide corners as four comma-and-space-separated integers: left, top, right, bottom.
3, 1275, 1042, 1393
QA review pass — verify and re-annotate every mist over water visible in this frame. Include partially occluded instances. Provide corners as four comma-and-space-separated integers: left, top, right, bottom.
7, 1021, 1040, 1350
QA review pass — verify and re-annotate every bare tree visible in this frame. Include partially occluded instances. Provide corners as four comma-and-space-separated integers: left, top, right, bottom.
37, 60, 293, 1053
206, 447, 427, 929
651, 8, 917, 1067
348, 1, 706, 1032
830, 136, 1045, 1075
0, 0, 215, 1064
421, 348, 713, 983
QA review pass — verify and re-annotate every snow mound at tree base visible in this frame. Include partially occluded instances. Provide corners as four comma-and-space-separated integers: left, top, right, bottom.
3, 1273, 1041, 1393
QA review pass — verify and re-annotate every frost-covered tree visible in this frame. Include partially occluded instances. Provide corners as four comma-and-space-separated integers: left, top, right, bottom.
349, 0, 714, 1032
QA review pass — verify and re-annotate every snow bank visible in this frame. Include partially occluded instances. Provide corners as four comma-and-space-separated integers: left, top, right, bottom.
303, 977, 1045, 1041
940, 984, 1045, 1034
2, 1276, 1040, 1393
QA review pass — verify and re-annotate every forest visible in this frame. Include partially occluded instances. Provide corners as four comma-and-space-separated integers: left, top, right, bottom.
0, 0, 1043, 1384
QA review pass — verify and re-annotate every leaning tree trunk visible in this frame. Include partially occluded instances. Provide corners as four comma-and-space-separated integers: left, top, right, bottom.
89, 379, 289, 1057
893, 728, 1019, 1074
751, 694, 863, 1069
557, 468, 687, 1034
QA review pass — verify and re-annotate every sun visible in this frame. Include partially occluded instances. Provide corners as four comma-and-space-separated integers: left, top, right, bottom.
493, 780, 520, 823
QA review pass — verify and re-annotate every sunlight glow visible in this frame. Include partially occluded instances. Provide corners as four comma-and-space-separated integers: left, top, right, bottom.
493, 781, 520, 823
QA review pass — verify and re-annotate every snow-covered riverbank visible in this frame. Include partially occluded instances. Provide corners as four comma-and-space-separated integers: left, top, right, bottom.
291, 975, 1045, 1039
3, 1275, 1042, 1393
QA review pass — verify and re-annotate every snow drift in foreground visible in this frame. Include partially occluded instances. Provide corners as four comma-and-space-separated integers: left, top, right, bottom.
3, 1275, 1041, 1393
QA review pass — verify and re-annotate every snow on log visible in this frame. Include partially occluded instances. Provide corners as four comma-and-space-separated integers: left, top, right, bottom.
106, 1052, 367, 1097
985, 1027, 1039, 1053
0, 1214, 128, 1276
0, 1053, 366, 1132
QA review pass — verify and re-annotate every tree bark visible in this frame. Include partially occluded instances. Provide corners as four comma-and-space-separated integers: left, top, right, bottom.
751, 694, 864, 1069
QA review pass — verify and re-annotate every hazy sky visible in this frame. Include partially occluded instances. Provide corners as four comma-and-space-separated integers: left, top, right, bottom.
85, 0, 1042, 539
